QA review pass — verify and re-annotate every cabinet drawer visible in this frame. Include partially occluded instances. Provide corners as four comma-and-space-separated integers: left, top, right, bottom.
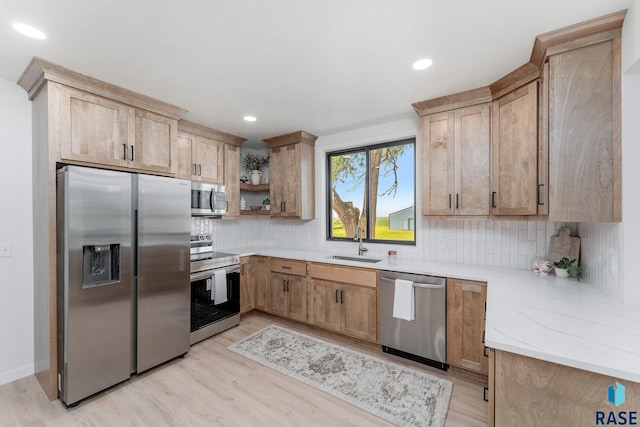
270, 258, 306, 276
308, 263, 377, 288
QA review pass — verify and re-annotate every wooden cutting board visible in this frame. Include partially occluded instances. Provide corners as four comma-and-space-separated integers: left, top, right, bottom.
547, 227, 580, 264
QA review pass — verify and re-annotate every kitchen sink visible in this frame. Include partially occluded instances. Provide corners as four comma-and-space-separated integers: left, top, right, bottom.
329, 255, 382, 263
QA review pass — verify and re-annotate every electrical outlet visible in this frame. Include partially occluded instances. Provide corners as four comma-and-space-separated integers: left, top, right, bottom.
0, 243, 11, 258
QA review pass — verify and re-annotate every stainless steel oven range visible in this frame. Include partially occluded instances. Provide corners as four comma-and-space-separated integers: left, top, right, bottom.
190, 233, 240, 345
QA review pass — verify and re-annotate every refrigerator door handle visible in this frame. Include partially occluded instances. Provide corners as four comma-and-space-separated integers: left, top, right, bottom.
133, 209, 138, 277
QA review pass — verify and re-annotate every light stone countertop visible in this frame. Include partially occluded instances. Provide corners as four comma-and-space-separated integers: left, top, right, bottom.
226, 246, 640, 383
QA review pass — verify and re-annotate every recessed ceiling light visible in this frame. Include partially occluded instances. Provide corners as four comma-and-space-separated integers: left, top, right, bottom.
12, 22, 47, 40
243, 116, 257, 122
412, 58, 433, 71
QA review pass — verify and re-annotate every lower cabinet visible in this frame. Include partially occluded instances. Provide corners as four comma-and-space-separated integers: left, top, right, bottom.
269, 272, 307, 322
239, 257, 253, 314
253, 256, 270, 312
489, 349, 640, 426
308, 263, 378, 343
447, 278, 488, 375
268, 258, 308, 322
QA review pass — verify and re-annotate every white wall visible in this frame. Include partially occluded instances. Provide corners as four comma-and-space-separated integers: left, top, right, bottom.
0, 78, 34, 385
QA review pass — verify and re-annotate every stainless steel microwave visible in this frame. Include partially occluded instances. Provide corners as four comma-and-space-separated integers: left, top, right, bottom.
191, 182, 226, 216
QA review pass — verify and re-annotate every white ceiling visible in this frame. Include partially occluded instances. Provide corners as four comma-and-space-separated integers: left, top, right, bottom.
0, 0, 632, 146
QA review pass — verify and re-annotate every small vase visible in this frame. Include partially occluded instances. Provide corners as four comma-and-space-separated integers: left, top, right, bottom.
250, 170, 262, 185
555, 268, 569, 278
264, 205, 270, 211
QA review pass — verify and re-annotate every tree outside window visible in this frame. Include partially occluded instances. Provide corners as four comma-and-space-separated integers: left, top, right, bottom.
328, 138, 415, 244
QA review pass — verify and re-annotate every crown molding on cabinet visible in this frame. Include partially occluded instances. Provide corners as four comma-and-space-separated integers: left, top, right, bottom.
178, 119, 246, 146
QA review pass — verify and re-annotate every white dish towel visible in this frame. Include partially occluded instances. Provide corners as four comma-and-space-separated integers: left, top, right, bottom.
213, 269, 228, 304
393, 279, 415, 321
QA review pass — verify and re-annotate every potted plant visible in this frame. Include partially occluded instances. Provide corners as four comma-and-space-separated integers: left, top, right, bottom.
241, 153, 269, 185
553, 257, 581, 278
262, 198, 271, 211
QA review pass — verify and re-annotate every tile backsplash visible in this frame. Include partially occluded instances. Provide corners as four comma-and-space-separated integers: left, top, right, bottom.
211, 216, 622, 300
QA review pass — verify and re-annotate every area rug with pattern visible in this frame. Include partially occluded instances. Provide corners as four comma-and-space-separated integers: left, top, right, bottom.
228, 325, 452, 427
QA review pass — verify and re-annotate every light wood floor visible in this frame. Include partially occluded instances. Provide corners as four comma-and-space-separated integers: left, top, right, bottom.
0, 316, 487, 426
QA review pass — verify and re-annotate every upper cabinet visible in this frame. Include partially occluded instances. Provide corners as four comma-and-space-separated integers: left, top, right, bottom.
177, 120, 245, 218
59, 86, 179, 175
20, 58, 187, 176
264, 130, 317, 220
491, 81, 544, 215
412, 10, 624, 222
547, 39, 621, 222
419, 100, 491, 216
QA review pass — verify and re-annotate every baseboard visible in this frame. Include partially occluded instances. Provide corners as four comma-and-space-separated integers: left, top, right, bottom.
0, 363, 35, 386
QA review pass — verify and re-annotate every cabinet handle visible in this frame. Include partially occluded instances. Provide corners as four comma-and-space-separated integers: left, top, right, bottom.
192, 164, 197, 176
537, 184, 544, 205
335, 289, 339, 303
282, 280, 286, 292
197, 164, 202, 176
484, 346, 489, 358
123, 144, 127, 160
491, 192, 496, 208
226, 201, 229, 212
130, 145, 134, 162
281, 266, 292, 270
482, 330, 485, 344
483, 387, 489, 402
282, 201, 286, 212
286, 280, 290, 292
241, 264, 245, 275
456, 193, 459, 209
340, 290, 344, 304
448, 194, 452, 209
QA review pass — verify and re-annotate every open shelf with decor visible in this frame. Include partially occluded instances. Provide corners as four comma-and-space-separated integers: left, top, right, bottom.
240, 183, 269, 192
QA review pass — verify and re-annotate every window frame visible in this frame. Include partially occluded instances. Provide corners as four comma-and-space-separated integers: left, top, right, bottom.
326, 137, 416, 246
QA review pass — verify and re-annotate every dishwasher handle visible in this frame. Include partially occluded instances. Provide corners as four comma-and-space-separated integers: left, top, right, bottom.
380, 276, 445, 289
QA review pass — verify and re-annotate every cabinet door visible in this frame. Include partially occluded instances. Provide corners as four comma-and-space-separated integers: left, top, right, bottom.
224, 144, 240, 218
59, 85, 133, 168
269, 147, 284, 217
196, 136, 224, 184
176, 131, 196, 180
287, 275, 307, 323
422, 111, 455, 215
132, 109, 177, 174
269, 272, 288, 317
253, 257, 270, 311
446, 279, 488, 374
454, 104, 490, 216
492, 81, 539, 215
339, 283, 377, 342
281, 144, 301, 217
239, 257, 254, 314
548, 40, 620, 222
309, 279, 340, 332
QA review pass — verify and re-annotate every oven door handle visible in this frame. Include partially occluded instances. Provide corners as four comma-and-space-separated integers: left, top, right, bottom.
190, 266, 240, 282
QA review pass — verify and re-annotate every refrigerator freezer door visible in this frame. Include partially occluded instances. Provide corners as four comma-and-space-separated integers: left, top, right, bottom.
57, 166, 133, 406
136, 174, 191, 373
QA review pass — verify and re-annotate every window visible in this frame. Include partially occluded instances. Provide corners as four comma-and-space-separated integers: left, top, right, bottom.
327, 138, 415, 245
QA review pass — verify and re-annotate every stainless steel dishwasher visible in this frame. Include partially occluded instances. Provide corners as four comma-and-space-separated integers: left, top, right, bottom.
379, 270, 447, 370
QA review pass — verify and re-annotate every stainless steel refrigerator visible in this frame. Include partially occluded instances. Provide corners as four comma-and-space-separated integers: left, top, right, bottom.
56, 165, 191, 406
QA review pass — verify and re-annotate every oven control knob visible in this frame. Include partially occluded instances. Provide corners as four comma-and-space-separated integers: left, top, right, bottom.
206, 235, 211, 240
199, 235, 205, 241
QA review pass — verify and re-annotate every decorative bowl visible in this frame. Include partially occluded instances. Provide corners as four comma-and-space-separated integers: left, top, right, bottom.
250, 205, 262, 211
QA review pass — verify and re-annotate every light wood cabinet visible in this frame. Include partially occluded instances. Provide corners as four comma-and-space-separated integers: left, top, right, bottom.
308, 263, 378, 343
239, 257, 254, 314
60, 86, 179, 174
224, 144, 240, 218
490, 349, 640, 426
253, 256, 270, 312
264, 131, 317, 220
547, 39, 621, 222
176, 130, 224, 184
447, 278, 488, 375
268, 258, 307, 322
491, 81, 545, 215
422, 104, 491, 216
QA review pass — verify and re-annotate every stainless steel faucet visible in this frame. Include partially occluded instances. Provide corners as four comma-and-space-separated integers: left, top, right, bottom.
354, 225, 368, 256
